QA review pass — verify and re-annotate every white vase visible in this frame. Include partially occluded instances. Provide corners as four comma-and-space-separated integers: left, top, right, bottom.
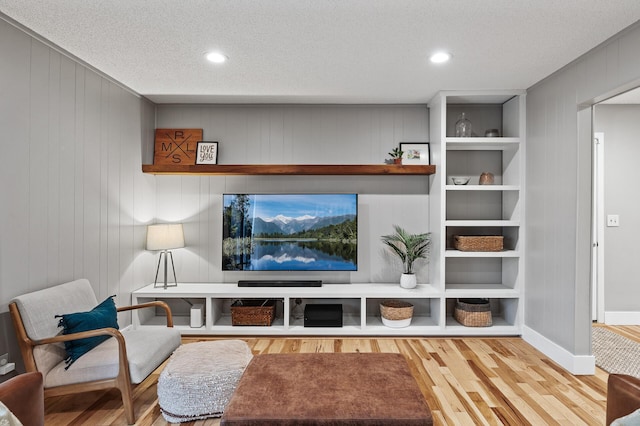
400, 273, 417, 289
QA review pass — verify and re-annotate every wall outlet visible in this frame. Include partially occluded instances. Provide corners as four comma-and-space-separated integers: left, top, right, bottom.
0, 353, 8, 366
607, 215, 620, 227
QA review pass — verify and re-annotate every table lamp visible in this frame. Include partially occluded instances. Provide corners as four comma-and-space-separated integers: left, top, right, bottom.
146, 223, 185, 289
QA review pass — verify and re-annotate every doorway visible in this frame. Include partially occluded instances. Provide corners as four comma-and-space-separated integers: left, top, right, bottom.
591, 89, 640, 325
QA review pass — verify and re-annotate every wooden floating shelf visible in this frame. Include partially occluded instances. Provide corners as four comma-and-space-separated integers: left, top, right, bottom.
141, 164, 436, 176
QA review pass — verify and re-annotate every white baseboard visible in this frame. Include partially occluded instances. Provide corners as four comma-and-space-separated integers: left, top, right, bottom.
522, 326, 595, 375
604, 311, 640, 325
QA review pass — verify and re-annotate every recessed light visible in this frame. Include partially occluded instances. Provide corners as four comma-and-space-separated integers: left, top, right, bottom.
430, 51, 451, 64
205, 51, 228, 64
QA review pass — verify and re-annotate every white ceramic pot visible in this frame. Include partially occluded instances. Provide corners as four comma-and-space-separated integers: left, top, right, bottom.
400, 273, 417, 289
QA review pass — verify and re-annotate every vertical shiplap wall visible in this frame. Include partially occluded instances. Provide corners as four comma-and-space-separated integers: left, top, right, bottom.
526, 21, 640, 355
155, 105, 431, 284
0, 17, 156, 367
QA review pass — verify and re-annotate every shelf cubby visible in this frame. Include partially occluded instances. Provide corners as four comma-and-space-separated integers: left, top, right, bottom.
445, 297, 520, 334
446, 191, 520, 221
364, 298, 439, 329
445, 257, 520, 291
445, 94, 521, 138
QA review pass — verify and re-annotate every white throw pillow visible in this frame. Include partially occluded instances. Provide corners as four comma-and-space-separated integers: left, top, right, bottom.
612, 408, 640, 426
0, 401, 22, 426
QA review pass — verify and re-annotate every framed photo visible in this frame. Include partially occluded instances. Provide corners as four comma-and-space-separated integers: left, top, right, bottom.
399, 143, 430, 165
195, 141, 218, 165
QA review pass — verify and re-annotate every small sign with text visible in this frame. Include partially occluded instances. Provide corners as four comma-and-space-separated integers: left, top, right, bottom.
154, 128, 203, 165
196, 141, 218, 165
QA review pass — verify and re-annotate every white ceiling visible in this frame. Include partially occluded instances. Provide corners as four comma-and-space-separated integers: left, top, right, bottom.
1, 1, 640, 104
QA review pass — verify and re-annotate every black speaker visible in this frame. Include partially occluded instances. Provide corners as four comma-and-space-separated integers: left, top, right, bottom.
238, 280, 322, 287
304, 304, 343, 327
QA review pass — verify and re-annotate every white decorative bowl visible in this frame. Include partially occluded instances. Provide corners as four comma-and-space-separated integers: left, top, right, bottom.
451, 176, 471, 185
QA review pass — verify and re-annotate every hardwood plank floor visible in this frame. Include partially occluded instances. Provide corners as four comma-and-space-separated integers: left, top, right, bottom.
42, 326, 640, 425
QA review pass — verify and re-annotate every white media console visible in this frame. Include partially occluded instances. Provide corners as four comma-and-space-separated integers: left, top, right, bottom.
131, 282, 520, 336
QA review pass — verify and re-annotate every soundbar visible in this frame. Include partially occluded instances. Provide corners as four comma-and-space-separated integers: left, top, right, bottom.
237, 280, 322, 287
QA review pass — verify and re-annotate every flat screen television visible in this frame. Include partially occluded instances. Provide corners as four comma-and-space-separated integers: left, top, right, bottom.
223, 194, 357, 271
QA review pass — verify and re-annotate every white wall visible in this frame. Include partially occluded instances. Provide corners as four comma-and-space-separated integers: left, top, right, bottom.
154, 105, 432, 285
0, 17, 156, 375
525, 21, 640, 360
594, 104, 640, 318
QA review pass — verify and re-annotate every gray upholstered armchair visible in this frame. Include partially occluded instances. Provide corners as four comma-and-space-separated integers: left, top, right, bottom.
9, 279, 181, 424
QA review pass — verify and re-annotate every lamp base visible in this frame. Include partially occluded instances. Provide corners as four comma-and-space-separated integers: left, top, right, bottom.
154, 250, 178, 289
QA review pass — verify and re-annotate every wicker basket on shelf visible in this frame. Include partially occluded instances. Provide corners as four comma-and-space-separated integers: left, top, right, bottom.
454, 298, 492, 327
380, 300, 414, 328
231, 299, 276, 326
454, 235, 503, 252
380, 300, 414, 320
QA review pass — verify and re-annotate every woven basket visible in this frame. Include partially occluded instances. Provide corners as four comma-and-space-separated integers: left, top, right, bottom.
454, 298, 492, 327
231, 299, 275, 326
380, 300, 414, 321
454, 235, 503, 252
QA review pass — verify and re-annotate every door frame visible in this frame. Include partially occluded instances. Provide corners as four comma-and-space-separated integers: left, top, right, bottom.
592, 130, 605, 322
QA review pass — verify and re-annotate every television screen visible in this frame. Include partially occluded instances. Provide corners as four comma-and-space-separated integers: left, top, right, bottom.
223, 194, 357, 271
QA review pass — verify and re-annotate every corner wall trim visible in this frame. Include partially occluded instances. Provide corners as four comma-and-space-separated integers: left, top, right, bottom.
0, 12, 140, 99
522, 325, 595, 375
604, 311, 640, 325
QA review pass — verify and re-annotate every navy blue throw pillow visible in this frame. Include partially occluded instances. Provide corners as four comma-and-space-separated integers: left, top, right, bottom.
56, 295, 119, 369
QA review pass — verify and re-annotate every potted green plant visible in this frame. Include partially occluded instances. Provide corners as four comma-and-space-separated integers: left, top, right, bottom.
381, 225, 431, 288
388, 147, 404, 164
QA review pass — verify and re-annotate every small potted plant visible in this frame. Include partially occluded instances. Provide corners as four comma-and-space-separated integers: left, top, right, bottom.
388, 147, 404, 164
381, 225, 431, 288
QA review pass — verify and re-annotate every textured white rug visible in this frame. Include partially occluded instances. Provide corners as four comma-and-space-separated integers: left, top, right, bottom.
592, 327, 640, 378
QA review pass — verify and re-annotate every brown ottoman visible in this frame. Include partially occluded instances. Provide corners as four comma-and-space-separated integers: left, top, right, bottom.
221, 353, 432, 425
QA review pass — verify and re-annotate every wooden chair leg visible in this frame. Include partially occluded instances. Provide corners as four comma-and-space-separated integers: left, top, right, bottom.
120, 380, 135, 425
114, 332, 135, 424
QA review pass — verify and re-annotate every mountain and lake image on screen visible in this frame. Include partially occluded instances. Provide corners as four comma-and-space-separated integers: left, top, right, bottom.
223, 194, 357, 271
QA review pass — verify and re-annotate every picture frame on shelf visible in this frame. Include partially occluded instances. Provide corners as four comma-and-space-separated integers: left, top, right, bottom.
399, 143, 430, 165
195, 141, 218, 165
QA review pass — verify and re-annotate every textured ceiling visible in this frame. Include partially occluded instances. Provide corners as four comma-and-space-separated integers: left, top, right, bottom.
1, 1, 640, 104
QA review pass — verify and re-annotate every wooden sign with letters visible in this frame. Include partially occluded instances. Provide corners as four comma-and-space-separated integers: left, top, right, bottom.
154, 128, 203, 165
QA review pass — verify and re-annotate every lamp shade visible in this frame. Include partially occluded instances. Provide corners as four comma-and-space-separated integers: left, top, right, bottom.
146, 224, 185, 251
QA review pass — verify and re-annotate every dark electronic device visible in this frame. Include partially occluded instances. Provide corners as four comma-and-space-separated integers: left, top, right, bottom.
304, 304, 343, 327
238, 280, 322, 287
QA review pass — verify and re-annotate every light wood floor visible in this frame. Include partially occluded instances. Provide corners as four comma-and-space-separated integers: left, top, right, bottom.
43, 325, 640, 425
